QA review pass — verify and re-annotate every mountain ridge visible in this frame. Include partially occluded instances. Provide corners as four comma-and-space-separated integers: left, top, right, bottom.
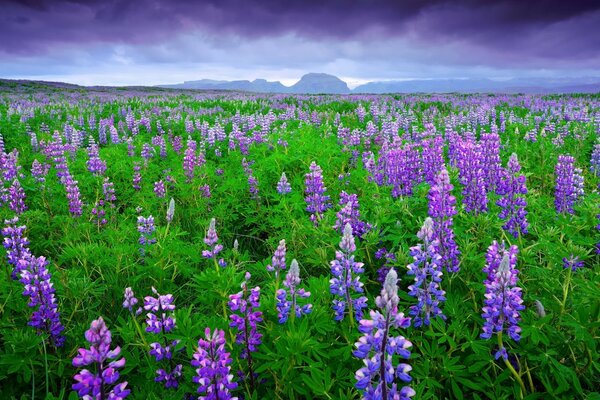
160, 73, 600, 94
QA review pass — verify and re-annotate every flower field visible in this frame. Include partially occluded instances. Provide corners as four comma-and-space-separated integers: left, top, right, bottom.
0, 81, 598, 399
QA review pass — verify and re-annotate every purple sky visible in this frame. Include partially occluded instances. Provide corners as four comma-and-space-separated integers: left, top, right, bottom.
1, 0, 599, 86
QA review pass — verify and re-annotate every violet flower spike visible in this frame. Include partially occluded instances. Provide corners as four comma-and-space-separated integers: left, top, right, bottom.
72, 317, 130, 400
353, 269, 415, 400
330, 223, 368, 322
276, 259, 312, 323
191, 328, 238, 400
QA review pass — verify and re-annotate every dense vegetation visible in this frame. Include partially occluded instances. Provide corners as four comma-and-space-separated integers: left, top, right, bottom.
0, 82, 598, 399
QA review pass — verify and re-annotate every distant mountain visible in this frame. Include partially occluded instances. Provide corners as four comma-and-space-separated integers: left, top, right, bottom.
289, 73, 350, 94
160, 74, 600, 94
353, 77, 600, 94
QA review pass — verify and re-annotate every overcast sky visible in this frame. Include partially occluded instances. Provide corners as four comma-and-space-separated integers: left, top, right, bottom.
1, 0, 599, 86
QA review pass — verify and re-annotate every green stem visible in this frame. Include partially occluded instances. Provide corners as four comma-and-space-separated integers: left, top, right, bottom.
560, 268, 572, 315
498, 331, 526, 398
42, 338, 49, 398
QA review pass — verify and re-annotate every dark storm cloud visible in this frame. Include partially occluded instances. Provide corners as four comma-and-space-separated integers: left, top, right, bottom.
1, 0, 599, 61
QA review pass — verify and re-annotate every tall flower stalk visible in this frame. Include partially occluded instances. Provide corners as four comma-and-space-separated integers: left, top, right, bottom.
330, 223, 368, 323
191, 328, 237, 400
144, 287, 182, 389
228, 272, 263, 393
202, 218, 226, 269
353, 269, 414, 400
428, 169, 460, 273
406, 218, 446, 328
497, 153, 529, 239
72, 317, 130, 400
276, 259, 312, 323
304, 161, 331, 226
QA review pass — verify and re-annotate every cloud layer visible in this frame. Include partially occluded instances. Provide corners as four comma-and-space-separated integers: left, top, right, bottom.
1, 0, 599, 84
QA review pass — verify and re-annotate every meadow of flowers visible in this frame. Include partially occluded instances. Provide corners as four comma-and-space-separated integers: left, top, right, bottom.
0, 81, 598, 399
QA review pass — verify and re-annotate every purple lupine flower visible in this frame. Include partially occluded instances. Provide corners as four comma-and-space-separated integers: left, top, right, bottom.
191, 328, 238, 400
496, 153, 529, 239
333, 191, 371, 239
276, 259, 312, 323
172, 135, 183, 154
154, 180, 166, 199
91, 200, 107, 226
562, 255, 584, 272
353, 269, 414, 400
137, 216, 156, 257
428, 169, 461, 273
379, 142, 422, 198
122, 287, 139, 314
183, 145, 197, 183
199, 184, 212, 198
144, 287, 182, 388
64, 173, 83, 217
480, 132, 502, 192
481, 243, 524, 360
573, 167, 584, 203
202, 218, 224, 262
421, 136, 444, 186
330, 223, 368, 322
8, 179, 27, 215
590, 143, 600, 177
103, 178, 117, 208
247, 174, 259, 199
72, 317, 129, 400
132, 163, 142, 191
229, 272, 262, 390
406, 218, 446, 328
141, 143, 153, 164
2, 217, 31, 279
456, 140, 488, 214
86, 143, 107, 176
20, 254, 65, 347
304, 161, 331, 226
31, 160, 49, 184
276, 172, 291, 194
266, 239, 286, 280
555, 154, 575, 215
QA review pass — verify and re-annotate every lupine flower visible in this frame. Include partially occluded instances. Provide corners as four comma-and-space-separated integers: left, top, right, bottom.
86, 143, 107, 176
562, 255, 584, 272
456, 140, 488, 214
481, 244, 524, 360
8, 179, 27, 215
191, 328, 237, 400
266, 239, 286, 280
166, 198, 175, 223
421, 136, 444, 185
19, 254, 65, 347
2, 217, 31, 279
573, 167, 584, 203
229, 273, 262, 389
183, 145, 197, 183
276, 172, 291, 194
496, 153, 529, 238
406, 218, 446, 328
103, 178, 117, 208
330, 223, 368, 322
555, 155, 575, 215
353, 269, 414, 400
428, 169, 460, 273
31, 160, 49, 184
144, 287, 182, 388
64, 173, 83, 217
202, 218, 224, 265
480, 133, 502, 192
122, 287, 139, 313
304, 161, 331, 226
154, 180, 166, 199
590, 143, 600, 177
137, 216, 156, 257
72, 317, 129, 400
333, 191, 371, 239
132, 163, 142, 191
276, 259, 312, 323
